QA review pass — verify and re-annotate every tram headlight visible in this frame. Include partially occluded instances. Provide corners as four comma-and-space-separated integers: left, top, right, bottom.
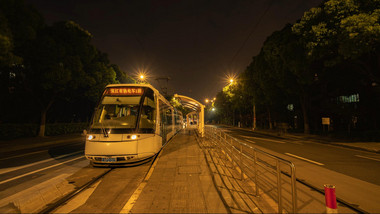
88, 135, 95, 140
131, 135, 137, 140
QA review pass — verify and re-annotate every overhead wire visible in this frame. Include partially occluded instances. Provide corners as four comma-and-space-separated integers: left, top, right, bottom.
229, 0, 275, 68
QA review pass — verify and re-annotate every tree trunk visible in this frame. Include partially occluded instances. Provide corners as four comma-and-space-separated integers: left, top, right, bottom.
252, 104, 256, 130
38, 98, 55, 137
233, 109, 235, 126
267, 106, 272, 129
239, 112, 242, 127
38, 108, 47, 137
300, 94, 310, 134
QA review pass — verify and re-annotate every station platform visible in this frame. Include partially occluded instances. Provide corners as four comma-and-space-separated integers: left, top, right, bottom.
123, 128, 273, 213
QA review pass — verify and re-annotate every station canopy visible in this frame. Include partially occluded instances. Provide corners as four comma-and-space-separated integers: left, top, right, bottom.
173, 94, 205, 137
173, 94, 203, 112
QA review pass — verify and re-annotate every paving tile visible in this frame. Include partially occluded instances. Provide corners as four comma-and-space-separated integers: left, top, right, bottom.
130, 131, 231, 214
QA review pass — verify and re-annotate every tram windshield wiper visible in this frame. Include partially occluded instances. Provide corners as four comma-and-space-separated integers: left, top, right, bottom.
100, 116, 109, 138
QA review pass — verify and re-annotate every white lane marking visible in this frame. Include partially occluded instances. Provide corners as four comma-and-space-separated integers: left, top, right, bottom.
120, 158, 158, 213
53, 180, 101, 214
238, 135, 252, 139
355, 155, 380, 162
0, 155, 84, 185
243, 136, 286, 144
285, 153, 324, 166
241, 135, 303, 145
243, 139, 256, 144
120, 136, 168, 214
288, 141, 304, 145
0, 150, 48, 161
0, 151, 83, 175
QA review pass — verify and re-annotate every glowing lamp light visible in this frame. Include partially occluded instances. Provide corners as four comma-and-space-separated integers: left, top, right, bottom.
212, 108, 216, 111
131, 135, 137, 140
205, 99, 209, 103
230, 78, 234, 84
88, 135, 94, 140
140, 75, 144, 80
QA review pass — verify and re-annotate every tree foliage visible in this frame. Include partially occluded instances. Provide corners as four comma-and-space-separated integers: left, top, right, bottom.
212, 0, 380, 135
0, 0, 134, 136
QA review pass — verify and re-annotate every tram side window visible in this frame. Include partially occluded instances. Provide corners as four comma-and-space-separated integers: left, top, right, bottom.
166, 109, 172, 126
159, 100, 168, 135
159, 101, 171, 125
139, 95, 156, 132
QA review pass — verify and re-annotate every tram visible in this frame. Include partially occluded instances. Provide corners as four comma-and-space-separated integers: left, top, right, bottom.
85, 84, 183, 166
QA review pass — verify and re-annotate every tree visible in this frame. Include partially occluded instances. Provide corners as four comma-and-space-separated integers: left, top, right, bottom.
242, 25, 314, 132
0, 0, 135, 137
214, 89, 233, 125
22, 21, 122, 136
292, 0, 380, 130
292, 0, 380, 80
0, 14, 18, 67
0, 0, 45, 125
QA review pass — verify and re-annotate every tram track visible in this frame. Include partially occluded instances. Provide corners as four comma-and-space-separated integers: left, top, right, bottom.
38, 156, 157, 214
38, 132, 181, 213
38, 167, 114, 214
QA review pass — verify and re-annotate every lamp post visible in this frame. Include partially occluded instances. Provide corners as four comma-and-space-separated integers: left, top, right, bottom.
253, 104, 256, 130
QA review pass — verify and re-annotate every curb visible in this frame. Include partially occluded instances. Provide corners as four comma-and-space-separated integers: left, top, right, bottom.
0, 174, 76, 214
223, 126, 380, 154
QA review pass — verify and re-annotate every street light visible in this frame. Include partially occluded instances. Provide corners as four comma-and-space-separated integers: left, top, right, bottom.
225, 74, 236, 86
205, 99, 209, 103
137, 72, 147, 83
134, 66, 149, 83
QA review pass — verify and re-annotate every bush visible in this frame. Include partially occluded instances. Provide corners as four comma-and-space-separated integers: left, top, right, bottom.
0, 123, 89, 140
45, 123, 89, 136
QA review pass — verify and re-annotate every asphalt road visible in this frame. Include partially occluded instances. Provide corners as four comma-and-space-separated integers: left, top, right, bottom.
0, 140, 88, 213
216, 125, 380, 185
215, 125, 380, 213
0, 138, 153, 213
0, 141, 85, 190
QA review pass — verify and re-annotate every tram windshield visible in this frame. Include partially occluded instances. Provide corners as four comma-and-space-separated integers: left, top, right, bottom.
91, 87, 156, 133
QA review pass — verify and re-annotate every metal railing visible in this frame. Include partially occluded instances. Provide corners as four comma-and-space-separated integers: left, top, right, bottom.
204, 126, 297, 213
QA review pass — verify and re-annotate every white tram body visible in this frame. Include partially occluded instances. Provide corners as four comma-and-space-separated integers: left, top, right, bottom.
85, 84, 182, 166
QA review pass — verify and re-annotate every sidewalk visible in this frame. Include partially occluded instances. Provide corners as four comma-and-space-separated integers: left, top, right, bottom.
128, 128, 275, 213
128, 129, 229, 213
226, 125, 380, 153
127, 128, 358, 213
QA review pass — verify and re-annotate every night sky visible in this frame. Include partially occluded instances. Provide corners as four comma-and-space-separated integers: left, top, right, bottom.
24, 0, 322, 102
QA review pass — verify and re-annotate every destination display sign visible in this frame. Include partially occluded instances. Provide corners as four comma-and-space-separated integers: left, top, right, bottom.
106, 87, 144, 95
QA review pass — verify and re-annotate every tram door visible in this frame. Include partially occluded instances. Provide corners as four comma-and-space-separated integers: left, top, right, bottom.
159, 100, 167, 145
